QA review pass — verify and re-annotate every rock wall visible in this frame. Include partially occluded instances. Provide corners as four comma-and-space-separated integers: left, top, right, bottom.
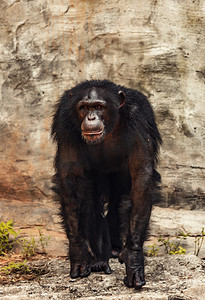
0, 0, 205, 253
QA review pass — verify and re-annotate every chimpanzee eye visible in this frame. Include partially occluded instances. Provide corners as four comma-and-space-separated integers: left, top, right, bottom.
79, 105, 88, 110
96, 105, 103, 110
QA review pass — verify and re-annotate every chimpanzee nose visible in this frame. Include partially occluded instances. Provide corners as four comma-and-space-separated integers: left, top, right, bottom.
88, 113, 96, 121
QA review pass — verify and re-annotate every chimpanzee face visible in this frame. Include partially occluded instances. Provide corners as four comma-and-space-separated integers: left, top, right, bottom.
76, 88, 125, 144
76, 89, 107, 144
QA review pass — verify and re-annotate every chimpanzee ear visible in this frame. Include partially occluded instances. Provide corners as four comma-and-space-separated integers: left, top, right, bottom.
118, 91, 126, 108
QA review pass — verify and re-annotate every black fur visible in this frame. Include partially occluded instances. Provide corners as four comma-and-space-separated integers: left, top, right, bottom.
51, 80, 162, 289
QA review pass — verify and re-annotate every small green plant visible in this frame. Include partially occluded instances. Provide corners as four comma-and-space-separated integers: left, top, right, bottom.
0, 260, 30, 275
37, 227, 51, 253
174, 246, 186, 255
0, 221, 20, 255
158, 231, 189, 255
0, 222, 50, 283
20, 237, 38, 258
147, 243, 159, 256
194, 227, 205, 256
20, 227, 51, 258
0, 221, 51, 258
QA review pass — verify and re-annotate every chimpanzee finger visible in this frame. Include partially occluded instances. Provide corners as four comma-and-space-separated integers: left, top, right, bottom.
133, 270, 146, 289
118, 257, 123, 264
70, 264, 80, 278
124, 265, 136, 288
124, 275, 133, 288
118, 251, 125, 264
103, 263, 112, 274
80, 264, 91, 277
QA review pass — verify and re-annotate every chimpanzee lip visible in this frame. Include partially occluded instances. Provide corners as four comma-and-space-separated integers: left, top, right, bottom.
83, 130, 103, 136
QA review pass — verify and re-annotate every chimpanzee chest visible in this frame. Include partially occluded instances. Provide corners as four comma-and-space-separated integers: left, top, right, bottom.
83, 140, 128, 172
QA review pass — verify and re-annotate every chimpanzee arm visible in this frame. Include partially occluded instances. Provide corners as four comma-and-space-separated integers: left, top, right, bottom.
55, 143, 94, 278
119, 141, 153, 289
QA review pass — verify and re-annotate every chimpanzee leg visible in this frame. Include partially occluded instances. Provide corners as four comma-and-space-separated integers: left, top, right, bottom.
88, 210, 112, 274
58, 173, 95, 278
108, 171, 132, 257
119, 155, 154, 289
87, 172, 112, 274
119, 191, 152, 288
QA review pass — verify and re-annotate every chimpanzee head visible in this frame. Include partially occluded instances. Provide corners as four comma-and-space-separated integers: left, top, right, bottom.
51, 80, 126, 146
75, 86, 125, 144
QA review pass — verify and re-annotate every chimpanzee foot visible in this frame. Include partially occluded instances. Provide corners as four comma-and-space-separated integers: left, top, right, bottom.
70, 262, 91, 278
91, 261, 112, 274
119, 248, 146, 289
123, 268, 146, 289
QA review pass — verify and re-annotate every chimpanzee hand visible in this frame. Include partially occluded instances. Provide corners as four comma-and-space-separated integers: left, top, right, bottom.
69, 239, 93, 278
70, 260, 112, 278
91, 260, 112, 274
70, 260, 91, 278
119, 247, 146, 289
70, 244, 112, 278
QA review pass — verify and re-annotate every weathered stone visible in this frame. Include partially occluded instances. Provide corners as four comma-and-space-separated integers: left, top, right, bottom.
184, 284, 205, 300
0, 255, 204, 299
151, 207, 205, 237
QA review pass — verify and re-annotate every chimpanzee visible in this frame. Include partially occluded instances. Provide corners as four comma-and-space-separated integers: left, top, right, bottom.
51, 80, 162, 289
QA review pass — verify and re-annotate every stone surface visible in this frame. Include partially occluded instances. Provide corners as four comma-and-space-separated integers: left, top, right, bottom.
151, 207, 205, 236
0, 255, 204, 299
149, 207, 205, 258
0, 0, 205, 256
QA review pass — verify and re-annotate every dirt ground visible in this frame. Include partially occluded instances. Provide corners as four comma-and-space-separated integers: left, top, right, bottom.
0, 255, 204, 300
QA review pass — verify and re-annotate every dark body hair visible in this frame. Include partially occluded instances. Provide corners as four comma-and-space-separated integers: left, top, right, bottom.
51, 80, 162, 289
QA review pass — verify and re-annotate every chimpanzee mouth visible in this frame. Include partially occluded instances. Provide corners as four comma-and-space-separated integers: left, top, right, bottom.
82, 130, 105, 144
83, 130, 103, 136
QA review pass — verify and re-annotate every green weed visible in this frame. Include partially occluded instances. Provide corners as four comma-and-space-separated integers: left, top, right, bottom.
0, 221, 20, 255
0, 221, 51, 258
0, 260, 30, 275
147, 243, 159, 256
0, 222, 50, 281
20, 237, 38, 258
20, 227, 51, 258
194, 227, 205, 257
37, 227, 51, 254
158, 231, 189, 255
